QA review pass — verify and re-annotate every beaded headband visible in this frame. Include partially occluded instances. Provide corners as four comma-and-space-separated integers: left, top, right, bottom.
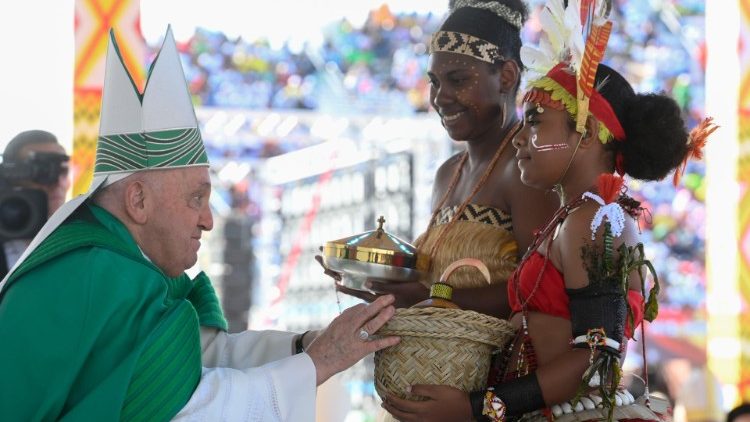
522, 63, 625, 143
430, 31, 505, 64
450, 0, 523, 30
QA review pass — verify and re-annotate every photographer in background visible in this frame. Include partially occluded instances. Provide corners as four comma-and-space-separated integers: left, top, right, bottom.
1, 130, 70, 277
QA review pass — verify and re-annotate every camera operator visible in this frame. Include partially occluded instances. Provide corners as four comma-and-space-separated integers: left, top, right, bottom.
1, 130, 70, 277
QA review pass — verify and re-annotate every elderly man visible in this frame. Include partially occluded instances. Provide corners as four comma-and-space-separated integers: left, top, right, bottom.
0, 27, 398, 421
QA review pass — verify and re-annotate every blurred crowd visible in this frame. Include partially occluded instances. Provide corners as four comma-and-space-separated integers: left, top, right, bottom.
157, 0, 706, 122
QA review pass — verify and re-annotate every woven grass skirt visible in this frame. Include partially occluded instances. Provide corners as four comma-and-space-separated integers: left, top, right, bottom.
374, 306, 515, 401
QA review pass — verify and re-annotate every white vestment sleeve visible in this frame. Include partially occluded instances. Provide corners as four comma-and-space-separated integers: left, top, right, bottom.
200, 327, 297, 369
173, 353, 317, 422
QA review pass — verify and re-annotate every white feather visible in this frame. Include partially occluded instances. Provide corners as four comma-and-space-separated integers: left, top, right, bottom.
564, 0, 584, 70
521, 0, 574, 84
522, 0, 611, 88
539, 3, 567, 53
546, 0, 568, 32
521, 46, 555, 80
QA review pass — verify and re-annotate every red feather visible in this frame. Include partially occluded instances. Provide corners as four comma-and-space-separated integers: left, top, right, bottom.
673, 117, 719, 186
576, 21, 612, 132
597, 173, 624, 204
578, 22, 612, 98
580, 0, 596, 26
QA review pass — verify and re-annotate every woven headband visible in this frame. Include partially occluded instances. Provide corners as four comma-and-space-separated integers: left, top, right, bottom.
430, 31, 505, 64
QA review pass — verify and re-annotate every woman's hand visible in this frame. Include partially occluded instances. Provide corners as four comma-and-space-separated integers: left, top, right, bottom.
366, 279, 429, 309
315, 255, 380, 302
314, 254, 342, 283
381, 385, 472, 422
315, 255, 429, 306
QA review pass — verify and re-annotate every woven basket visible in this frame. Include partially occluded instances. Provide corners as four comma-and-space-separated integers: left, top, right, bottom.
374, 306, 514, 401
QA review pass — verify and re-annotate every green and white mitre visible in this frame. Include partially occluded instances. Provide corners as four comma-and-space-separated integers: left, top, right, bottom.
0, 26, 208, 288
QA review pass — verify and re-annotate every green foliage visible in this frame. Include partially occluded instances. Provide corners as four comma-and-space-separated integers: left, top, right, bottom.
581, 238, 660, 322
575, 230, 661, 420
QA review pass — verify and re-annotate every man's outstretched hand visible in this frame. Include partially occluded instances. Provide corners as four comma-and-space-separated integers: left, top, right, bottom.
305, 294, 400, 385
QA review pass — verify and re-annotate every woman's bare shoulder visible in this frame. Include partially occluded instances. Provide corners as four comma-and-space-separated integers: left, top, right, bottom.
434, 152, 464, 181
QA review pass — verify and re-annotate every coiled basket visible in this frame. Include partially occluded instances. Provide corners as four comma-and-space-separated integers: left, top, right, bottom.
374, 306, 514, 401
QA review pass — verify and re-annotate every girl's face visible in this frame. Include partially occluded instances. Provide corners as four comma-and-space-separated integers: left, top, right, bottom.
513, 101, 580, 190
427, 52, 505, 142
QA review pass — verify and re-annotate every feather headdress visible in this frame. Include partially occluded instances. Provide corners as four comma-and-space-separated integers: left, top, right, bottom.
521, 0, 615, 135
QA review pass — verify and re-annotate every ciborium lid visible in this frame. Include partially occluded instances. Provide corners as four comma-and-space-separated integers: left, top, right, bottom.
323, 216, 429, 271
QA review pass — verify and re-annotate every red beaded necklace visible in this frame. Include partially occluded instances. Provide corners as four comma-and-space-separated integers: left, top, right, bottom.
504, 193, 589, 377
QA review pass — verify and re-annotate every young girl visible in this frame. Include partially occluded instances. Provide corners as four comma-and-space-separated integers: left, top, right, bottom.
381, 0, 716, 420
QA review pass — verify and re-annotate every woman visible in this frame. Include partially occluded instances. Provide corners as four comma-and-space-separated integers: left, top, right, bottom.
381, 0, 716, 420
328, 0, 558, 319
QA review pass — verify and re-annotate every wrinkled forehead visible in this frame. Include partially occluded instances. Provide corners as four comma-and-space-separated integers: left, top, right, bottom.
143, 165, 211, 192
175, 166, 211, 188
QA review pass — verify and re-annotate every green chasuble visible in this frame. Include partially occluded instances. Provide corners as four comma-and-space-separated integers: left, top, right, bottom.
0, 204, 227, 421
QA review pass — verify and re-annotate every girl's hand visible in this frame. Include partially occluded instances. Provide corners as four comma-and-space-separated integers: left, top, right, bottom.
381, 385, 472, 422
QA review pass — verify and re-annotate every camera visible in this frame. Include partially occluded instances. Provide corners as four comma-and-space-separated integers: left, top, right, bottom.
0, 152, 69, 241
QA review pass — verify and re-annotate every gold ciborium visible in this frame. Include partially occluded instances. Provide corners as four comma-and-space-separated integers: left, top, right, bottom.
321, 216, 429, 292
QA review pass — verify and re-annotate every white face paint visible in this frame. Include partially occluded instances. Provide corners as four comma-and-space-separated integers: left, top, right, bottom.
528, 104, 570, 153
531, 132, 569, 152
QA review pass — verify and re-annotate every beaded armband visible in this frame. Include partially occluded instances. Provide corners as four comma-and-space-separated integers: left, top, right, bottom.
470, 374, 546, 420
568, 286, 626, 353
572, 328, 621, 356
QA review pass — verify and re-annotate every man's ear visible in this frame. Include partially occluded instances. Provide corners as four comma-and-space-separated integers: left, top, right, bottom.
123, 179, 149, 225
498, 60, 520, 94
